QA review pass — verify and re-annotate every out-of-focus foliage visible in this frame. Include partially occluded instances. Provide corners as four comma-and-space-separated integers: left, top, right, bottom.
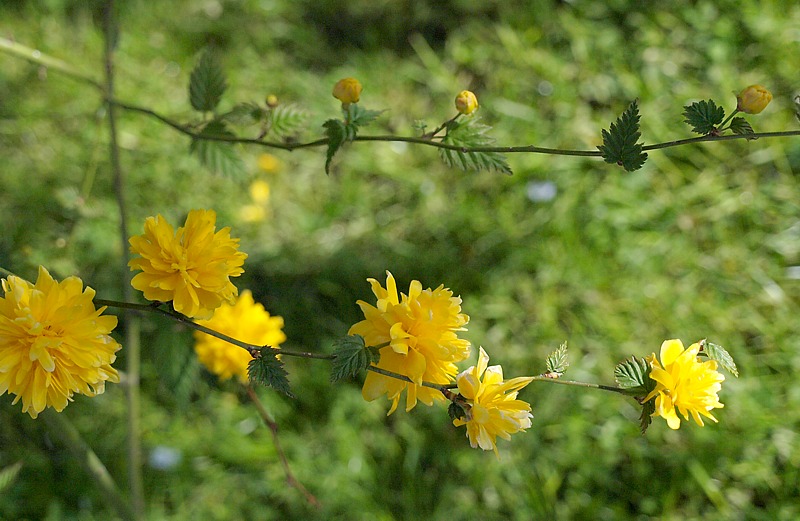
1, 0, 800, 519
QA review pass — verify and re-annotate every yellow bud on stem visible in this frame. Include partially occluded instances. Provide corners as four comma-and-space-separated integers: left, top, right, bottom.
455, 90, 479, 115
332, 77, 362, 108
736, 84, 772, 114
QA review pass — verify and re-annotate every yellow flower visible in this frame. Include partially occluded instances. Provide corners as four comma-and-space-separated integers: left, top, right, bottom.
455, 90, 479, 115
194, 290, 285, 383
736, 84, 772, 114
265, 94, 279, 108
128, 209, 247, 319
453, 347, 533, 456
257, 153, 282, 174
249, 180, 271, 204
349, 271, 471, 415
0, 266, 120, 418
332, 77, 362, 107
239, 204, 267, 223
645, 339, 725, 430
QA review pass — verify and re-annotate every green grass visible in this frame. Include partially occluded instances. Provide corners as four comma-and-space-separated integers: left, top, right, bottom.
2, 0, 800, 519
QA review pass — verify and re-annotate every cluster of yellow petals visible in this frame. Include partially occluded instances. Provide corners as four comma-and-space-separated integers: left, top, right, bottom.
128, 209, 247, 319
645, 339, 725, 430
194, 290, 286, 383
453, 347, 533, 456
349, 271, 471, 415
0, 267, 120, 418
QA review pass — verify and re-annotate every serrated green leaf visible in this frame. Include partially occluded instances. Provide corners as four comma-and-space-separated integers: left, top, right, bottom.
189, 120, 245, 177
330, 334, 381, 383
597, 100, 648, 172
729, 116, 755, 138
701, 340, 739, 377
614, 356, 651, 391
347, 104, 383, 128
248, 347, 293, 397
639, 399, 655, 435
322, 119, 348, 175
440, 116, 512, 175
0, 461, 22, 493
545, 342, 569, 376
682, 99, 725, 135
269, 104, 308, 138
220, 102, 265, 126
189, 49, 227, 112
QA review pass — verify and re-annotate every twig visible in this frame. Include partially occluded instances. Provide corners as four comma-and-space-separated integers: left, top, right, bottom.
246, 386, 320, 508
101, 2, 144, 517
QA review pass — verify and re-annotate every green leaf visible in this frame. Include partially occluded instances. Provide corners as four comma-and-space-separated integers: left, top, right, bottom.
597, 100, 648, 172
220, 102, 265, 126
248, 347, 293, 398
269, 104, 309, 138
682, 99, 725, 135
189, 49, 227, 113
545, 342, 569, 377
701, 340, 739, 377
347, 104, 383, 128
322, 119, 348, 175
729, 116, 755, 138
614, 356, 652, 393
440, 116, 512, 175
0, 461, 22, 494
330, 334, 381, 382
189, 120, 245, 177
320, 104, 383, 174
639, 398, 655, 435
614, 356, 657, 434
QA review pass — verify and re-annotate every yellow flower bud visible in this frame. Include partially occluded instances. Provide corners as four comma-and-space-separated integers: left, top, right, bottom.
265, 94, 279, 108
736, 84, 772, 114
455, 90, 479, 115
332, 77, 362, 107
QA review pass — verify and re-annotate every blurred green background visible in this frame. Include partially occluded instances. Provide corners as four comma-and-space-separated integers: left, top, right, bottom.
2, 0, 800, 519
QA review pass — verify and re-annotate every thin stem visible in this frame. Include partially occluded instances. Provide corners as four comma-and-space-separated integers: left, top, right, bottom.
42, 410, 135, 521
93, 299, 335, 360
113, 101, 800, 155
0, 36, 103, 89
530, 376, 628, 395
365, 365, 449, 393
3, 39, 800, 159
92, 299, 634, 402
101, 3, 144, 518
245, 386, 320, 508
718, 108, 740, 130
